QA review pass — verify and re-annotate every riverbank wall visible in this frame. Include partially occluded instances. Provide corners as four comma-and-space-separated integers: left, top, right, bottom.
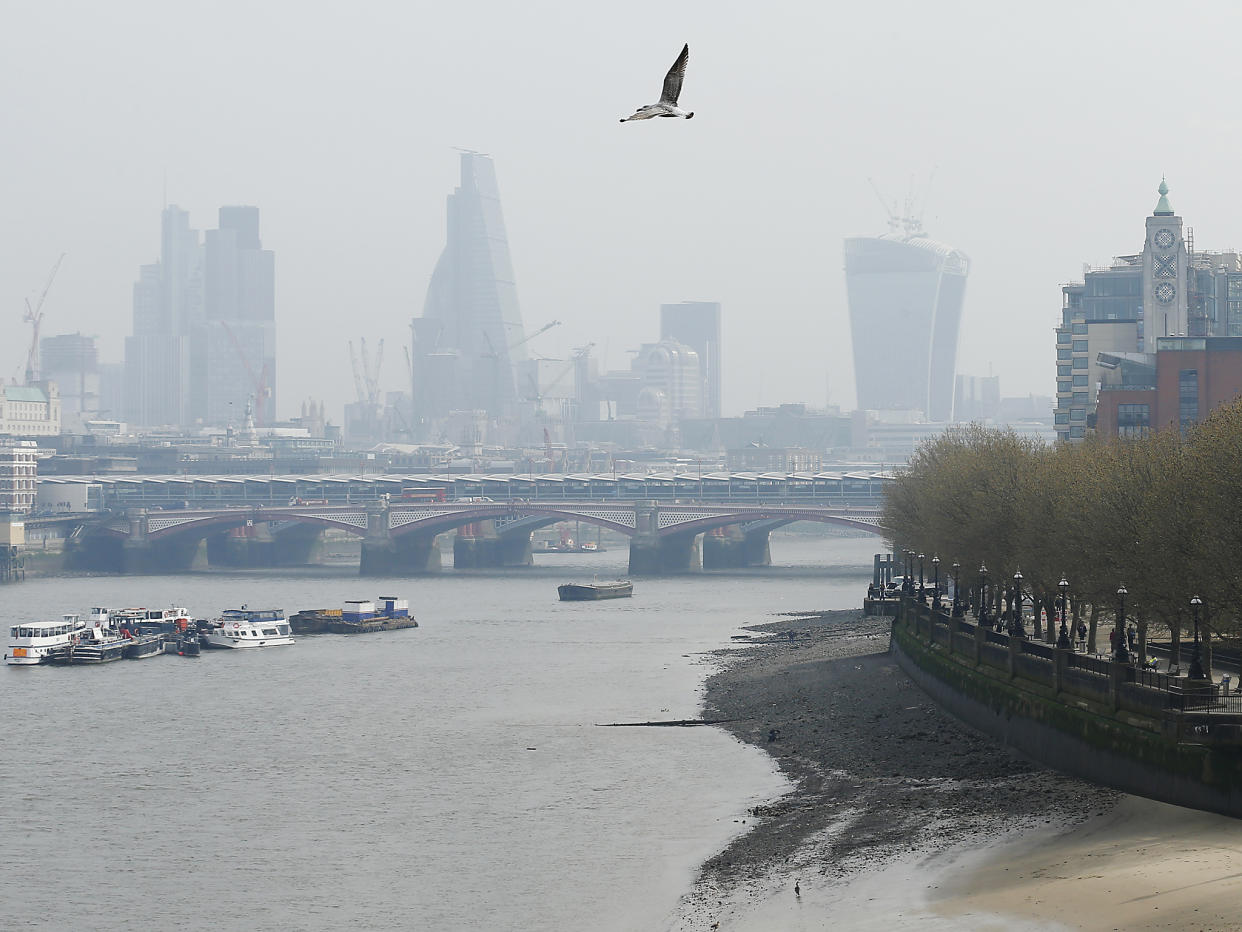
891, 597, 1242, 818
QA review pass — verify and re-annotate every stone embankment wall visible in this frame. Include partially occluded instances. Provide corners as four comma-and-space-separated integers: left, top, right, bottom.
890, 600, 1242, 818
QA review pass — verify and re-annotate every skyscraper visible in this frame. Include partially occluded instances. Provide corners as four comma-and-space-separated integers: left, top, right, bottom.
40, 332, 98, 430
660, 301, 721, 418
412, 153, 527, 423
124, 205, 275, 428
843, 223, 970, 421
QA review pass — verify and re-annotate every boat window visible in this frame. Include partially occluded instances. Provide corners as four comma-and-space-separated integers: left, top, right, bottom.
262, 628, 278, 636
9, 627, 15, 638
277, 626, 289, 635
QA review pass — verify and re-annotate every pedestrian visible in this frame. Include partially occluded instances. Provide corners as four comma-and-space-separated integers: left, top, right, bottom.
1127, 624, 1137, 651
1109, 629, 1116, 651
795, 880, 801, 898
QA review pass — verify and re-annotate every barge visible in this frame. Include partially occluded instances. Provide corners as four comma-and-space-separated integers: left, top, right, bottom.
289, 597, 418, 635
557, 580, 634, 601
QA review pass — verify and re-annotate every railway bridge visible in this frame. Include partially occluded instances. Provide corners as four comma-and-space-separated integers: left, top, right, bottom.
62, 499, 883, 576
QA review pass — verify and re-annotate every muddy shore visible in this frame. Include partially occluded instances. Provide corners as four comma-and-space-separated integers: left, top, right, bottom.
674, 609, 1119, 929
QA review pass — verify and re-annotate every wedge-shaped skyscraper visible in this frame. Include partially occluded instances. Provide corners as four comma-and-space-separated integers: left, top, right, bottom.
413, 153, 527, 422
844, 227, 969, 421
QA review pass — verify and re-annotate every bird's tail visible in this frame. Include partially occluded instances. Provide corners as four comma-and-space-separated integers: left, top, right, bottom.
686, 112, 695, 119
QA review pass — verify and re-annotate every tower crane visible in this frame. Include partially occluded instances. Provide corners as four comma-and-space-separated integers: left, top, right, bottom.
23, 253, 66, 383
509, 319, 561, 352
221, 320, 270, 426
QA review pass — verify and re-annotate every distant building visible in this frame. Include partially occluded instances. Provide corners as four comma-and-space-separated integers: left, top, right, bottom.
0, 440, 38, 514
0, 383, 60, 438
40, 332, 98, 431
660, 301, 722, 418
412, 153, 527, 424
124, 204, 275, 429
633, 339, 703, 427
726, 445, 822, 472
953, 375, 1000, 423
844, 221, 970, 421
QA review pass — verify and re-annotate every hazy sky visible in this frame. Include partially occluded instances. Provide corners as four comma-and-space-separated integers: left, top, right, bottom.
6, 1, 1242, 421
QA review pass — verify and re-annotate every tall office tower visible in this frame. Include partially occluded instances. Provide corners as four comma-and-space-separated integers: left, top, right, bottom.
124, 205, 276, 429
40, 333, 99, 431
412, 153, 527, 423
660, 301, 722, 418
843, 220, 970, 421
124, 206, 200, 427
193, 206, 276, 426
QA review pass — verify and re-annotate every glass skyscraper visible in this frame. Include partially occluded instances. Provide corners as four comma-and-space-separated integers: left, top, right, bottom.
843, 229, 970, 421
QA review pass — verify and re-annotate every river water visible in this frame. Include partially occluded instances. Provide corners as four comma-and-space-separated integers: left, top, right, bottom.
1, 534, 875, 931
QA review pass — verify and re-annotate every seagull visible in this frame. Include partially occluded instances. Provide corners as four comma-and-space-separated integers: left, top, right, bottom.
620, 44, 694, 122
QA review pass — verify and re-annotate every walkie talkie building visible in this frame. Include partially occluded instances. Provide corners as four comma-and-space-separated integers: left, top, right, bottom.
844, 228, 969, 421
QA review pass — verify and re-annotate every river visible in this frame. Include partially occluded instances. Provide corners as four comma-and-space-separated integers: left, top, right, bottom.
1, 533, 876, 930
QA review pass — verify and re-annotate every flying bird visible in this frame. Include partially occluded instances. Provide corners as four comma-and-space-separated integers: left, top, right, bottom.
620, 44, 694, 122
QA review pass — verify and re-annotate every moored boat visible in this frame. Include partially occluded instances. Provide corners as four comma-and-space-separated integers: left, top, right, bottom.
289, 596, 419, 635
557, 580, 634, 601
123, 632, 165, 659
204, 607, 294, 649
6, 613, 89, 665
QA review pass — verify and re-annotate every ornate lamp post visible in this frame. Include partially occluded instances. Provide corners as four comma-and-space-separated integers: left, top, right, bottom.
978, 563, 989, 625
951, 562, 961, 617
931, 555, 941, 612
917, 553, 926, 602
1011, 569, 1026, 637
1057, 575, 1072, 649
1114, 584, 1130, 664
1189, 595, 1206, 680
905, 551, 914, 594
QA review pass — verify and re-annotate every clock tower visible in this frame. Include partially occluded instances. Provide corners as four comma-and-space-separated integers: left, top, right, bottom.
1141, 177, 1187, 352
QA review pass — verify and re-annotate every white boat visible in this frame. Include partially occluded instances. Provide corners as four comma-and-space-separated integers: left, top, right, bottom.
6, 613, 88, 665
204, 607, 294, 649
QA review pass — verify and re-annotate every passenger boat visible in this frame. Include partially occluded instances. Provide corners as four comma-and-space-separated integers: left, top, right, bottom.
6, 613, 89, 665
59, 611, 129, 664
203, 607, 294, 649
557, 579, 634, 601
289, 597, 418, 635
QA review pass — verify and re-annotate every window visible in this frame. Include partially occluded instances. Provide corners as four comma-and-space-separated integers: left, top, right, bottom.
1058, 365, 1072, 377
1072, 340, 1089, 352
1072, 322, 1088, 334
1117, 403, 1150, 439
1058, 380, 1072, 394
1070, 407, 1086, 421
1069, 425, 1086, 438
1072, 392, 1088, 403
1073, 374, 1089, 387
1054, 411, 1069, 425
1057, 331, 1071, 344
1179, 369, 1199, 433
1057, 348, 1072, 360
1072, 357, 1088, 369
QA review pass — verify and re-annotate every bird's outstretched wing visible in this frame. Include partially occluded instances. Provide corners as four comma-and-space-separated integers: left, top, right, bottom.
660, 43, 689, 106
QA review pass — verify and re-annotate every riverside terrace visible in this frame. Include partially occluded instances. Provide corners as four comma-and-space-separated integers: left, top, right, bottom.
887, 590, 1242, 818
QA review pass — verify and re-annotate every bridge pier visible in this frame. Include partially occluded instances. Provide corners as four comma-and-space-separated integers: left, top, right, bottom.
452, 523, 532, 569
702, 526, 771, 569
360, 534, 441, 576
628, 506, 701, 574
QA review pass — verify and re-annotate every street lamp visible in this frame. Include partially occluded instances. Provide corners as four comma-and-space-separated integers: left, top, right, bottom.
905, 551, 914, 594
1057, 575, 1071, 649
918, 553, 926, 602
951, 562, 961, 616
1189, 595, 1206, 680
1012, 569, 1026, 637
931, 555, 941, 612
978, 563, 989, 625
1115, 584, 1130, 664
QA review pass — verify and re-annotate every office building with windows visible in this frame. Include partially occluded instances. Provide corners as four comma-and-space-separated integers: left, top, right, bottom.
1056, 179, 1242, 442
660, 301, 721, 418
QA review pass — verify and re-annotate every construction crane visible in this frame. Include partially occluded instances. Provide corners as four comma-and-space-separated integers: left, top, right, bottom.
348, 338, 384, 407
221, 320, 270, 425
23, 253, 66, 383
509, 319, 561, 352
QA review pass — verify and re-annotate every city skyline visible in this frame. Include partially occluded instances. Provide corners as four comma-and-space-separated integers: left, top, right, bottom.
6, 2, 1242, 423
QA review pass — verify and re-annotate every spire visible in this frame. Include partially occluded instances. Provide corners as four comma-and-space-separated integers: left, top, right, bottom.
1154, 176, 1174, 216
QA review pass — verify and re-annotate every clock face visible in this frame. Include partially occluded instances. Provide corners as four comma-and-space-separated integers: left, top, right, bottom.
1154, 254, 1177, 278
1154, 229, 1175, 249
1154, 281, 1176, 304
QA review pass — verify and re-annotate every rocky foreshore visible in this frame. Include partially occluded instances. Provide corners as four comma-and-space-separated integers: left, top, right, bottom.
675, 609, 1119, 929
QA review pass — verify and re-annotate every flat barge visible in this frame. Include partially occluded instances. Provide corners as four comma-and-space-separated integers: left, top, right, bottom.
558, 580, 634, 601
289, 597, 418, 635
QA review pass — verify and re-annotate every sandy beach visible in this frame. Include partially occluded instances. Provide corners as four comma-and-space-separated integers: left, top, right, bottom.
673, 609, 1242, 931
